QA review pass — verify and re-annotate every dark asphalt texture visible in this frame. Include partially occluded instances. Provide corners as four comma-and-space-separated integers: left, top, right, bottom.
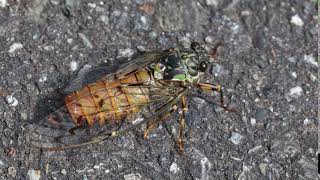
0, 0, 318, 179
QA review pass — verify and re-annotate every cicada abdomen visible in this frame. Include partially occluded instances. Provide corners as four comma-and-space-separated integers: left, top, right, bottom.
65, 68, 154, 128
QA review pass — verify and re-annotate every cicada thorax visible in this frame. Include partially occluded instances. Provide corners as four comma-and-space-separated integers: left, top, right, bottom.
65, 68, 154, 128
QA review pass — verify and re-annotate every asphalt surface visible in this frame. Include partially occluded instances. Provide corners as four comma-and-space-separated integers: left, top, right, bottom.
0, 0, 318, 179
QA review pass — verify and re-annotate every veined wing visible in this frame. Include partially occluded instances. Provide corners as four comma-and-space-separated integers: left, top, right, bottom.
115, 50, 173, 78
64, 49, 173, 93
29, 82, 188, 151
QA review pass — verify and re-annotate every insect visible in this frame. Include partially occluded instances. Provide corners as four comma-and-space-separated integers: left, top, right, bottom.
31, 42, 235, 153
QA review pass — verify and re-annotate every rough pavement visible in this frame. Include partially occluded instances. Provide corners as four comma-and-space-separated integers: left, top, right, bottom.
0, 0, 318, 179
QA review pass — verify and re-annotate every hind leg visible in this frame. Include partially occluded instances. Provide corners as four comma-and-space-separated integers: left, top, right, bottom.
143, 105, 178, 139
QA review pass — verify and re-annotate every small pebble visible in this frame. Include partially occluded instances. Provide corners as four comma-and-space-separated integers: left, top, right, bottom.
78, 33, 93, 49
38, 75, 47, 83
87, 169, 94, 173
27, 170, 41, 180
303, 54, 318, 67
8, 167, 16, 177
205, 0, 218, 7
289, 86, 303, 98
87, 2, 96, 8
43, 45, 54, 51
229, 132, 243, 145
61, 169, 67, 175
291, 72, 297, 79
309, 73, 317, 82
290, 14, 304, 26
20, 112, 28, 121
241, 10, 251, 16
0, 0, 7, 8
124, 173, 141, 180
8, 43, 23, 53
250, 118, 256, 126
70, 61, 78, 71
83, 174, 88, 180
148, 31, 157, 39
105, 169, 110, 174
169, 162, 179, 174
93, 165, 100, 169
99, 15, 109, 25
303, 118, 312, 125
67, 38, 73, 44
140, 16, 147, 25
205, 36, 214, 44
118, 48, 135, 58
259, 163, 268, 176
50, 0, 59, 5
6, 95, 18, 107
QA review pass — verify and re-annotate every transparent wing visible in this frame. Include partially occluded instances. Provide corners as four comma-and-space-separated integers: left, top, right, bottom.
64, 64, 119, 94
28, 82, 188, 151
64, 50, 173, 93
115, 50, 172, 78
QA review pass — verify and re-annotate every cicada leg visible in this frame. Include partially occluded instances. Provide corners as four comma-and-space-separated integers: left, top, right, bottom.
68, 124, 85, 135
143, 105, 178, 139
177, 96, 187, 154
196, 83, 237, 112
143, 119, 159, 140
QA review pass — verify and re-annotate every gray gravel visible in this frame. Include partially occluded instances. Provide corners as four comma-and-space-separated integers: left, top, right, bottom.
0, 0, 318, 179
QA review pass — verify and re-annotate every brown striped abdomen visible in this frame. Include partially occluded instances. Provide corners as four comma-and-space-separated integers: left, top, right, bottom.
65, 69, 153, 127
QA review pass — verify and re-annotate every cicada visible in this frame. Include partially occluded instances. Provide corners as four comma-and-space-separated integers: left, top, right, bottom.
31, 42, 234, 153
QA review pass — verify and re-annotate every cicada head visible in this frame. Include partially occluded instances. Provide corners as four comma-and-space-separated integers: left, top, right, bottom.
180, 42, 210, 84
154, 42, 210, 84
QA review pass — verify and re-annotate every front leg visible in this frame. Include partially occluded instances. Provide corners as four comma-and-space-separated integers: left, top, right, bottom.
196, 83, 236, 112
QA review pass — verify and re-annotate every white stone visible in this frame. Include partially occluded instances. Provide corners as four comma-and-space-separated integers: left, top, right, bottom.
206, 0, 218, 7
61, 169, 67, 175
140, 16, 147, 25
70, 61, 78, 71
124, 173, 141, 180
8, 43, 23, 53
229, 132, 243, 145
38, 75, 47, 83
88, 3, 96, 8
250, 118, 256, 126
99, 15, 109, 25
27, 170, 41, 180
303, 118, 312, 125
303, 54, 318, 67
67, 38, 73, 44
105, 169, 110, 174
309, 73, 317, 82
205, 36, 214, 44
6, 95, 18, 107
118, 48, 134, 58
289, 86, 303, 98
169, 162, 179, 174
0, 0, 7, 8
290, 14, 304, 26
291, 72, 297, 79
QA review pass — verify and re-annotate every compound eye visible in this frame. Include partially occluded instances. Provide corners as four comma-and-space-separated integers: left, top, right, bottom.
198, 61, 208, 72
191, 42, 201, 50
